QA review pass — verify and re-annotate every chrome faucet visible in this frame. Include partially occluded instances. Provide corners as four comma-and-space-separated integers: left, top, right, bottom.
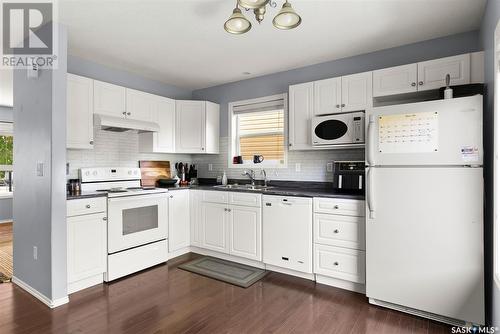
261, 169, 268, 187
242, 170, 256, 186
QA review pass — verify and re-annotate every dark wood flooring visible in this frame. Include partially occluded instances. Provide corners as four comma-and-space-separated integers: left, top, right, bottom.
0, 253, 451, 334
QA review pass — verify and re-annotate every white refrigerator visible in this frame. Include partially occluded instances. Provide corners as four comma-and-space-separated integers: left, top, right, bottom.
365, 95, 484, 325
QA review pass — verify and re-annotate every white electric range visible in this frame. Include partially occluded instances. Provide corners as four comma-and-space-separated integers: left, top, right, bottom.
80, 167, 169, 281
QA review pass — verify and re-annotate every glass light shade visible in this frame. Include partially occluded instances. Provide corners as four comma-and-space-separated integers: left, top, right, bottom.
224, 8, 252, 34
238, 0, 269, 9
273, 2, 301, 30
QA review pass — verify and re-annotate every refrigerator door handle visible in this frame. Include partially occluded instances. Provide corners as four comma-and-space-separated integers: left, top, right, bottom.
367, 167, 375, 219
367, 115, 376, 166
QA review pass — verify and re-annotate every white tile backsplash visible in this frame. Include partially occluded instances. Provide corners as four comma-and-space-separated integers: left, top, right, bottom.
192, 137, 364, 182
66, 125, 191, 179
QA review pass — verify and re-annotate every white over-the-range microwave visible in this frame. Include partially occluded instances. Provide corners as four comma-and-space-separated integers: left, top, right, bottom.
311, 111, 365, 146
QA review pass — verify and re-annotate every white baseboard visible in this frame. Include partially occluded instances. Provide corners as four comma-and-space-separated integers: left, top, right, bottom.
12, 276, 69, 308
315, 274, 365, 294
168, 246, 191, 260
265, 264, 315, 281
68, 274, 103, 295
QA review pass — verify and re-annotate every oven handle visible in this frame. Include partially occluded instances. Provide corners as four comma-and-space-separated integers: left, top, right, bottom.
107, 192, 169, 203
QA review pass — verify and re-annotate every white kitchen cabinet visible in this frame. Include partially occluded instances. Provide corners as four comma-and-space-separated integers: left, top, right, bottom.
190, 190, 202, 247
289, 82, 314, 150
373, 64, 418, 97
67, 74, 94, 149
201, 201, 229, 253
341, 72, 373, 112
229, 205, 262, 261
138, 96, 176, 153
314, 244, 365, 284
417, 54, 470, 91
93, 80, 126, 117
168, 190, 190, 253
176, 101, 220, 154
125, 88, 154, 122
262, 195, 312, 273
313, 77, 342, 116
67, 197, 107, 294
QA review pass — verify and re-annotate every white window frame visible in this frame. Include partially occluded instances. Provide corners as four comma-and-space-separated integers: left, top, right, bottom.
494, 20, 500, 288
228, 93, 288, 169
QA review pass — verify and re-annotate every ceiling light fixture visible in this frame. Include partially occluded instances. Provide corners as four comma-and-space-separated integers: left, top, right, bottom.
224, 0, 301, 34
224, 2, 252, 35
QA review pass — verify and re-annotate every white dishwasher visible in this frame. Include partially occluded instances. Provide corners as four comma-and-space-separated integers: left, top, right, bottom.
263, 195, 313, 273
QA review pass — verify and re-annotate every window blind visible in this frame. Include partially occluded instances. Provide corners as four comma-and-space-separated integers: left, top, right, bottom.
233, 98, 284, 114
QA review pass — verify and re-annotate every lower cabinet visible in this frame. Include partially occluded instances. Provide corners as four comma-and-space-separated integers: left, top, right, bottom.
67, 198, 107, 294
168, 189, 190, 253
199, 191, 262, 261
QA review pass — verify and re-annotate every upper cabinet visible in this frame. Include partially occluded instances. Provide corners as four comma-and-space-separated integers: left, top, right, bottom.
313, 77, 341, 116
341, 72, 373, 113
67, 74, 94, 149
373, 54, 471, 97
138, 96, 176, 153
93, 80, 126, 118
176, 101, 219, 154
289, 82, 314, 150
125, 89, 154, 122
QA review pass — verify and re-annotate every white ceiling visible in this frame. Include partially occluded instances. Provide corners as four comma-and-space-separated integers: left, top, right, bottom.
59, 0, 486, 90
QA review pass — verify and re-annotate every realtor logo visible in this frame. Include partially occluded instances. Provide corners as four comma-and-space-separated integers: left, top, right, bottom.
1, 1, 57, 69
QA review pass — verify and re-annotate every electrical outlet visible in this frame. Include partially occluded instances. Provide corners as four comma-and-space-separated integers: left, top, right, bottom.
295, 163, 301, 172
208, 164, 213, 171
33, 246, 38, 260
327, 162, 333, 172
36, 162, 44, 176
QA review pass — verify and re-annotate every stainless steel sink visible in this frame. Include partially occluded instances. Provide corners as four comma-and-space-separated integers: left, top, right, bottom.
212, 184, 273, 191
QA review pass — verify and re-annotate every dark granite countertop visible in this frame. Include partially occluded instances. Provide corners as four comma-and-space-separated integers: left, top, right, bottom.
67, 191, 108, 200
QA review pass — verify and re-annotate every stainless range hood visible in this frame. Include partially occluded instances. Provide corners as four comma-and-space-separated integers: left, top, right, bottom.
94, 114, 160, 132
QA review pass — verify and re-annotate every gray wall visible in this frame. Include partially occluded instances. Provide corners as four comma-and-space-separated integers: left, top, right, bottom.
193, 30, 480, 137
68, 55, 192, 100
13, 25, 67, 301
480, 0, 500, 327
0, 197, 12, 222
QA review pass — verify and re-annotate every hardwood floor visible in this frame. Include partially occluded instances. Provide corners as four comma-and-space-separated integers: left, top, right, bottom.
0, 222, 12, 280
0, 253, 451, 334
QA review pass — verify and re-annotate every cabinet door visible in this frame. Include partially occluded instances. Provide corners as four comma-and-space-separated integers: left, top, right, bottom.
201, 202, 229, 253
176, 101, 205, 153
168, 190, 190, 253
205, 102, 220, 154
155, 97, 176, 152
313, 77, 342, 116
67, 213, 107, 283
229, 205, 262, 261
93, 80, 126, 117
417, 54, 470, 91
373, 64, 417, 97
67, 74, 94, 149
289, 82, 313, 150
125, 88, 154, 122
341, 72, 373, 112
190, 190, 202, 247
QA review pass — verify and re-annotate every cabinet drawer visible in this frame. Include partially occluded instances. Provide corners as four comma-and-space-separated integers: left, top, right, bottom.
313, 198, 364, 216
229, 192, 261, 207
202, 191, 228, 204
314, 244, 365, 283
67, 197, 106, 217
314, 214, 365, 250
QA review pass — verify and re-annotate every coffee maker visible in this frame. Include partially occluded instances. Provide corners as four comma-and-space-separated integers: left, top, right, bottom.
332, 161, 365, 192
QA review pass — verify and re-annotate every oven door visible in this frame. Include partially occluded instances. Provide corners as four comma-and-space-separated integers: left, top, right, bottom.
107, 193, 168, 253
312, 114, 354, 145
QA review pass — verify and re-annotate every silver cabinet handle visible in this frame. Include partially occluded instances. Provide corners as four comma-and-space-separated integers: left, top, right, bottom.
170, 195, 173, 198
419, 81, 423, 86
333, 205, 339, 209
122, 111, 126, 115
102, 217, 107, 221
228, 208, 232, 212
127, 112, 131, 116
289, 143, 292, 147
86, 204, 91, 209
411, 82, 416, 87
335, 104, 340, 108
224, 208, 228, 212
334, 229, 339, 234
89, 140, 94, 145
334, 262, 339, 266
341, 104, 345, 107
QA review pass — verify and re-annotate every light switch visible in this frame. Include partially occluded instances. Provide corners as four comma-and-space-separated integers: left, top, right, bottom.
208, 164, 213, 171
327, 162, 333, 172
36, 162, 44, 176
295, 163, 301, 172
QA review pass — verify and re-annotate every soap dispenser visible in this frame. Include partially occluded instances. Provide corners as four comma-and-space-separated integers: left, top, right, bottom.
444, 74, 453, 99
222, 171, 228, 186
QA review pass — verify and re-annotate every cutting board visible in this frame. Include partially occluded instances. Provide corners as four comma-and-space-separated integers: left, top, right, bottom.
139, 161, 171, 187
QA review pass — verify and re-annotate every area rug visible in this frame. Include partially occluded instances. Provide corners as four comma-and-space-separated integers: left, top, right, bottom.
178, 256, 267, 288
0, 222, 13, 282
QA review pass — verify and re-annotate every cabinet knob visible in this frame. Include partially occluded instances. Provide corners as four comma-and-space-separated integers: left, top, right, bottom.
341, 104, 345, 107
411, 82, 416, 87
228, 208, 232, 212
170, 195, 173, 198
418, 81, 423, 86
334, 229, 339, 234
333, 205, 339, 209
334, 262, 339, 266
122, 111, 126, 115
127, 112, 131, 116
86, 204, 91, 209
202, 147, 205, 151
89, 140, 94, 145
289, 143, 292, 147
103, 217, 107, 221
224, 208, 228, 212
335, 104, 340, 108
